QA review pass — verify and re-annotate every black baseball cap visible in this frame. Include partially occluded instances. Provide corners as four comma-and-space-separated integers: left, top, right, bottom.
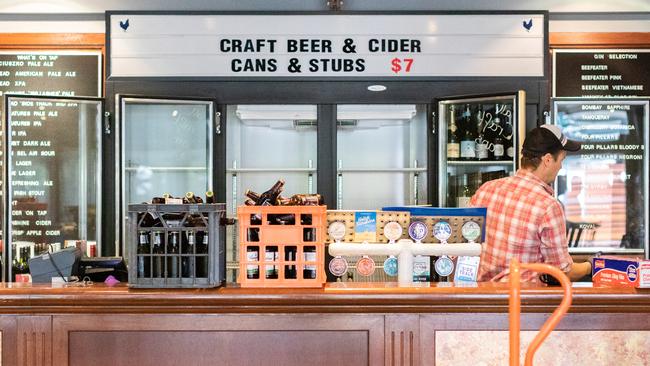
522, 124, 581, 157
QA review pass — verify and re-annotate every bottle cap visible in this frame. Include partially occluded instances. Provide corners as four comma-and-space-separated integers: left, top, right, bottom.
435, 256, 455, 277
328, 256, 348, 277
408, 221, 428, 242
433, 221, 452, 242
383, 257, 398, 277
328, 221, 347, 241
383, 221, 403, 242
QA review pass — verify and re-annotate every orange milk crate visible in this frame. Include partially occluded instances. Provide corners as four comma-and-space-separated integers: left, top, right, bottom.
237, 205, 327, 288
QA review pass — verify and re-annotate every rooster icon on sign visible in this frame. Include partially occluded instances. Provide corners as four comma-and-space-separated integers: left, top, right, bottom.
522, 19, 533, 32
119, 19, 129, 31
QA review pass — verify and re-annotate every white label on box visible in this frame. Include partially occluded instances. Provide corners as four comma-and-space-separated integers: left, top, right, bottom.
639, 262, 650, 288
455, 256, 480, 282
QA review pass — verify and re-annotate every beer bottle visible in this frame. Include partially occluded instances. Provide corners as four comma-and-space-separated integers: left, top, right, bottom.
244, 198, 257, 206
257, 179, 285, 206
276, 195, 292, 205
475, 104, 489, 161
503, 106, 515, 159
289, 194, 322, 206
205, 190, 215, 204
303, 247, 317, 279
152, 231, 164, 277
195, 231, 209, 277
460, 104, 476, 160
245, 189, 261, 203
167, 231, 180, 278
457, 174, 472, 208
284, 247, 297, 279
446, 105, 460, 160
137, 231, 151, 278
184, 192, 197, 204
151, 196, 165, 204
492, 104, 505, 161
182, 230, 196, 277
246, 246, 260, 279
265, 246, 279, 279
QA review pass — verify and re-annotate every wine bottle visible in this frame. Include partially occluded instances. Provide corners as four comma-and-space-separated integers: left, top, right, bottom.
460, 104, 476, 160
446, 105, 460, 160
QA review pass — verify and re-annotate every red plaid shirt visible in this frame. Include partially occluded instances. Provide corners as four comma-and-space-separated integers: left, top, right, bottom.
470, 169, 573, 282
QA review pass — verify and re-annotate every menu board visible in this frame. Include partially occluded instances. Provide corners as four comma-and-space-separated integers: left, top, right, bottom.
553, 99, 648, 251
0, 51, 101, 247
554, 50, 650, 97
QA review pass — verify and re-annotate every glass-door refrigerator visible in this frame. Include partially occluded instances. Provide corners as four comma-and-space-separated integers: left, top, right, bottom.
226, 104, 318, 281
436, 92, 526, 207
336, 104, 428, 210
3, 95, 103, 281
118, 96, 216, 256
552, 98, 649, 257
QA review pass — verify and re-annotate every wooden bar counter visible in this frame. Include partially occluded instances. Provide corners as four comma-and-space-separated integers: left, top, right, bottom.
1, 282, 649, 365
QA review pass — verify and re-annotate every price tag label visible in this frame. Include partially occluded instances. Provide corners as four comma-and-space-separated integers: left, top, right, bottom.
390, 57, 414, 74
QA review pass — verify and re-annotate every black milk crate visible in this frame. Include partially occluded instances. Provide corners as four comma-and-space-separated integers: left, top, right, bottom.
127, 203, 226, 288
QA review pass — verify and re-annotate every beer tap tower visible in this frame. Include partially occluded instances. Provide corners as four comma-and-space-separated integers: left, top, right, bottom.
328, 220, 482, 286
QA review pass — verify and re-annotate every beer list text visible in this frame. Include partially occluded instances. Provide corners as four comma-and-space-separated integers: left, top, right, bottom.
0, 53, 99, 246
219, 38, 422, 74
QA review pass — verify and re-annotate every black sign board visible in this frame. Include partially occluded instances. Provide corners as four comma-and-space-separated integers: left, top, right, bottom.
553, 99, 648, 252
0, 52, 101, 255
554, 50, 650, 98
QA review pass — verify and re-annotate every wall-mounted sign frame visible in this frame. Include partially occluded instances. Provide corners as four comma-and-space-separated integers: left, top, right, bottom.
553, 49, 650, 98
107, 11, 547, 79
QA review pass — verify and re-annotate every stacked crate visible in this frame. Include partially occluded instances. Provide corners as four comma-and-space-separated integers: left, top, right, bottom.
127, 203, 226, 288
238, 205, 326, 288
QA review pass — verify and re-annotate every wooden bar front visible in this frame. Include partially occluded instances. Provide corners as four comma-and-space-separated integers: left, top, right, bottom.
0, 282, 649, 365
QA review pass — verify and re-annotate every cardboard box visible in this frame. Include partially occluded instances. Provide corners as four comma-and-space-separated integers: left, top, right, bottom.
592, 257, 650, 288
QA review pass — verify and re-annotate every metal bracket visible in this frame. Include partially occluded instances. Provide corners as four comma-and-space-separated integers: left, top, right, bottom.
431, 111, 436, 134
103, 111, 111, 135
215, 111, 222, 135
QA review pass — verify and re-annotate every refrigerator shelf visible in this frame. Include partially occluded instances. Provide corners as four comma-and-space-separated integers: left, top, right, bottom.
446, 161, 513, 166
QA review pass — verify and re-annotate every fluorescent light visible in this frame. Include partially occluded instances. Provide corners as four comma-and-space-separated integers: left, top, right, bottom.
367, 85, 387, 92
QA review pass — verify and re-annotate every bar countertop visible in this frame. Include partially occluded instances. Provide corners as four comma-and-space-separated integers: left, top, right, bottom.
0, 282, 648, 314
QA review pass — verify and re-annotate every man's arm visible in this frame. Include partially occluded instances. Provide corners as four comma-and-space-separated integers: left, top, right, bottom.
566, 261, 592, 281
539, 203, 576, 277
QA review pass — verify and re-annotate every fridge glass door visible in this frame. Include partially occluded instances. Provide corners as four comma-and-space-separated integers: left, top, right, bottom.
4, 96, 102, 281
226, 104, 318, 281
553, 99, 648, 255
336, 104, 428, 210
120, 97, 214, 255
437, 92, 525, 207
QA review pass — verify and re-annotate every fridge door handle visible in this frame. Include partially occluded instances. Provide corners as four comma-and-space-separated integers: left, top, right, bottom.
215, 111, 222, 135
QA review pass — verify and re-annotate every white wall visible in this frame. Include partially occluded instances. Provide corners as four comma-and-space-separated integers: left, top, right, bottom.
0, 1, 647, 33
0, 0, 649, 12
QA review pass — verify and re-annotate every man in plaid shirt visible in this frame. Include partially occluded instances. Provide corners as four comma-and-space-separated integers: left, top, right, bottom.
471, 125, 592, 282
